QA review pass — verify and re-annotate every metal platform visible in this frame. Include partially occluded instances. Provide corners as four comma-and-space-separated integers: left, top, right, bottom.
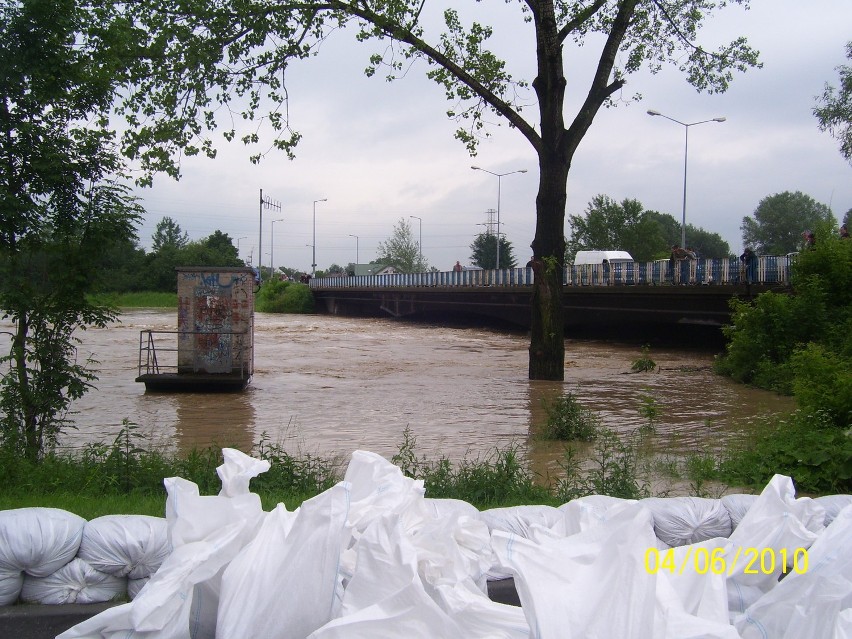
135, 371, 251, 393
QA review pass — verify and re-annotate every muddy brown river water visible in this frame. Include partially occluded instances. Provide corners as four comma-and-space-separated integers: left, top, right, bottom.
7, 308, 792, 491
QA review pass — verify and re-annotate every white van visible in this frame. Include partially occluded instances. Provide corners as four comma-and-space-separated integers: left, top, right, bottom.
572, 250, 634, 265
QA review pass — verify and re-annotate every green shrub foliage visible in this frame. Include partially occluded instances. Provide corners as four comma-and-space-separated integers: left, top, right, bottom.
716, 237, 851, 428
256, 280, 314, 313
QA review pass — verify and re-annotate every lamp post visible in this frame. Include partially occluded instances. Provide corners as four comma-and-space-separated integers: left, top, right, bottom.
312, 198, 327, 276
236, 236, 247, 260
270, 219, 284, 277
409, 215, 422, 271
647, 110, 726, 248
471, 166, 527, 269
348, 234, 359, 267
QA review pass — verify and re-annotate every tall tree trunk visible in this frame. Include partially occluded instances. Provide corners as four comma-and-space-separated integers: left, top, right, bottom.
529, 158, 569, 380
529, 2, 569, 380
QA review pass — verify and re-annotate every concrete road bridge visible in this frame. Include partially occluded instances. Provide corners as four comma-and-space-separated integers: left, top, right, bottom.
308, 256, 793, 330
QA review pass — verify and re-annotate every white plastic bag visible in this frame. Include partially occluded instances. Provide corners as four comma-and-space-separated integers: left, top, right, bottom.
736, 504, 852, 638
640, 497, 732, 547
815, 494, 852, 526
216, 487, 348, 639
78, 515, 170, 578
0, 570, 23, 605
491, 503, 658, 638
20, 557, 126, 605
58, 448, 270, 639
0, 507, 85, 577
558, 495, 637, 536
725, 474, 824, 617
480, 505, 566, 539
720, 494, 758, 531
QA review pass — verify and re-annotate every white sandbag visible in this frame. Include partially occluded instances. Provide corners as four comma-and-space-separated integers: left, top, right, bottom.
0, 570, 23, 605
720, 494, 758, 530
654, 566, 740, 639
58, 448, 270, 639
558, 495, 637, 536
127, 577, 148, 600
342, 450, 427, 537
78, 515, 170, 578
20, 557, 126, 605
815, 494, 852, 526
423, 498, 479, 521
736, 503, 852, 638
0, 507, 86, 577
216, 495, 342, 639
639, 497, 732, 547
479, 505, 566, 538
491, 503, 658, 638
725, 474, 825, 618
313, 509, 527, 639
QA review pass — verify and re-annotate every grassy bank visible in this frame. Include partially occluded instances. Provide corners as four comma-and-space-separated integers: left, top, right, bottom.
10, 417, 842, 522
89, 291, 178, 308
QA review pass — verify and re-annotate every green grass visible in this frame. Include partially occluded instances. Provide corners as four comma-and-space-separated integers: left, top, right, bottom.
89, 291, 178, 308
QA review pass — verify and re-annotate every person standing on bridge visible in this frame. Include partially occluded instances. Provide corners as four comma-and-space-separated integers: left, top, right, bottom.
453, 261, 463, 272
740, 247, 757, 283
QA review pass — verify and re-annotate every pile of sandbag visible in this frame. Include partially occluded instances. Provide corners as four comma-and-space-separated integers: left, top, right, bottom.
0, 509, 170, 605
1, 447, 850, 638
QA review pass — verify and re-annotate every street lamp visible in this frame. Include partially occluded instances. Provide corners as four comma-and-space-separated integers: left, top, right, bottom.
312, 198, 327, 276
471, 166, 527, 269
270, 219, 284, 277
647, 110, 726, 248
409, 215, 422, 271
236, 236, 247, 259
348, 234, 359, 267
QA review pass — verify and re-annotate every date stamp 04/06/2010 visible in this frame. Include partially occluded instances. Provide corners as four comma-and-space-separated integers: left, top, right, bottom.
644, 546, 809, 576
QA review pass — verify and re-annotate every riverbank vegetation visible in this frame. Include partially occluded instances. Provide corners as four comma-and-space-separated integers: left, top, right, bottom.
255, 280, 314, 313
713, 234, 851, 492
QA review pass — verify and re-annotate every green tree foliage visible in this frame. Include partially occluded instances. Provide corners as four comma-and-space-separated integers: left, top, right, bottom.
255, 280, 314, 314
568, 196, 730, 262
567, 196, 662, 262
376, 218, 427, 273
470, 233, 516, 269
140, 225, 243, 292
741, 191, 835, 255
716, 236, 851, 428
0, 0, 142, 460
115, 0, 759, 381
814, 41, 852, 165
151, 217, 188, 252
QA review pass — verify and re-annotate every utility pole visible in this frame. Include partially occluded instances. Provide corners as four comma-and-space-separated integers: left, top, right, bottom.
259, 189, 281, 284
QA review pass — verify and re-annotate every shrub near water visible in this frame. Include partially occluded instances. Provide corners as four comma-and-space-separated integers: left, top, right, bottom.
719, 410, 852, 494
256, 280, 314, 313
540, 392, 600, 441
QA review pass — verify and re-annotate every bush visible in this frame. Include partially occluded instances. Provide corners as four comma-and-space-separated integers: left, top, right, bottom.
256, 280, 314, 313
719, 410, 852, 494
790, 344, 852, 428
540, 392, 600, 441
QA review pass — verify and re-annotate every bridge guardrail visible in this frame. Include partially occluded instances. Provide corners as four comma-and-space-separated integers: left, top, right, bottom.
307, 256, 793, 290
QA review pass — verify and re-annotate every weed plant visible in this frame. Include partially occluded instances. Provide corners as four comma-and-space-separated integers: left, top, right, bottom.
540, 392, 600, 441
392, 427, 553, 508
555, 428, 651, 501
637, 390, 661, 435
631, 344, 657, 373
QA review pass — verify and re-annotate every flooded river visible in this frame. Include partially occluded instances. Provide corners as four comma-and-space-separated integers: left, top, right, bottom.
17, 309, 793, 487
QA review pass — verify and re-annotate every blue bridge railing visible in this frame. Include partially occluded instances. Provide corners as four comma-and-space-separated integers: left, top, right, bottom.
309, 256, 793, 289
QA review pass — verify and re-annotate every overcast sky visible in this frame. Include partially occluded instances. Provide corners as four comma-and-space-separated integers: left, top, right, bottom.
132, 0, 852, 273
